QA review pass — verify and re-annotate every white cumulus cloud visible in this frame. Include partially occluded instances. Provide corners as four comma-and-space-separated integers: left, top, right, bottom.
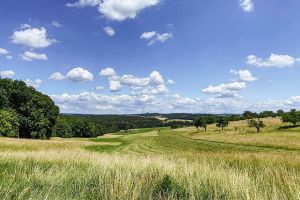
100, 68, 168, 94
66, 67, 94, 82
67, 0, 160, 21
141, 31, 173, 45
11, 27, 56, 48
247, 54, 300, 68
20, 51, 48, 61
140, 31, 156, 39
49, 72, 66, 80
231, 69, 257, 82
202, 82, 246, 95
0, 48, 9, 55
99, 67, 117, 77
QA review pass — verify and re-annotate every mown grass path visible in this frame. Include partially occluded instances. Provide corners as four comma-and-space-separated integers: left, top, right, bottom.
87, 122, 300, 155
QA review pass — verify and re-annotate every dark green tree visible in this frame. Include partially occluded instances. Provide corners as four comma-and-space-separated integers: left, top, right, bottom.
282, 109, 300, 127
259, 111, 276, 118
0, 78, 59, 139
242, 111, 258, 119
194, 117, 208, 131
277, 109, 285, 117
71, 120, 97, 138
0, 109, 19, 137
216, 116, 229, 130
248, 118, 265, 133
53, 117, 72, 138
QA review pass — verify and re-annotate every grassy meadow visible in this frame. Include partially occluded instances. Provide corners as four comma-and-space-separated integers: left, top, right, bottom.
0, 117, 300, 199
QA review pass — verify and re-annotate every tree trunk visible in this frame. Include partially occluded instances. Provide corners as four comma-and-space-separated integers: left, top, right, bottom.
204, 126, 207, 131
256, 127, 260, 133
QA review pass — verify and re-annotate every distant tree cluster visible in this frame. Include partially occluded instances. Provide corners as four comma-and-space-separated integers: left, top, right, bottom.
242, 110, 278, 119
61, 114, 165, 136
53, 116, 195, 138
0, 78, 59, 139
140, 113, 241, 121
168, 120, 193, 129
194, 116, 215, 131
193, 116, 230, 131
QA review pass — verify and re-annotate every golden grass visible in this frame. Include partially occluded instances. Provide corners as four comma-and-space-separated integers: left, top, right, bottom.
0, 118, 299, 199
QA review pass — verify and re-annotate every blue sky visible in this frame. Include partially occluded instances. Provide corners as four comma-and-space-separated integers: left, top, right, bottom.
1, 0, 300, 114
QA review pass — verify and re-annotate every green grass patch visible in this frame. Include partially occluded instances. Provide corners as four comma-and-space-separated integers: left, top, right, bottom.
89, 137, 123, 143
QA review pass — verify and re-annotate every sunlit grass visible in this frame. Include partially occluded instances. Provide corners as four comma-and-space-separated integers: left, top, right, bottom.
0, 118, 299, 199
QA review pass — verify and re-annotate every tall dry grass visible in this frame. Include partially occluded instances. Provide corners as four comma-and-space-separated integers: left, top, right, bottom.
0, 118, 299, 199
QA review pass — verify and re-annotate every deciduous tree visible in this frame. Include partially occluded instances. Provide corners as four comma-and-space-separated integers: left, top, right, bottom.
248, 118, 265, 133
216, 116, 229, 130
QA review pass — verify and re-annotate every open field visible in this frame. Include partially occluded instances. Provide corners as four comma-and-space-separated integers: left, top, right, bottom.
0, 118, 300, 199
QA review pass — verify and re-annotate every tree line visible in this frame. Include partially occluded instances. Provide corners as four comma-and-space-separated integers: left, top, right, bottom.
55, 115, 194, 138
194, 109, 300, 133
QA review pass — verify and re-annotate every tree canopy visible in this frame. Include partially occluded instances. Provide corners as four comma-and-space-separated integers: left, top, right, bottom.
0, 78, 59, 139
216, 116, 229, 130
248, 118, 265, 133
194, 117, 208, 131
282, 109, 300, 127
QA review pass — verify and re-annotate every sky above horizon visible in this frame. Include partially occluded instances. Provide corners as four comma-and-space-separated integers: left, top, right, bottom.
1, 0, 300, 114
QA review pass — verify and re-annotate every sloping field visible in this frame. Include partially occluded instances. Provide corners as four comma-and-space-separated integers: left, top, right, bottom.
0, 118, 299, 199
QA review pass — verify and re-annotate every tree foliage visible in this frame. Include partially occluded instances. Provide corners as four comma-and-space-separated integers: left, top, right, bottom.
248, 118, 265, 133
282, 109, 300, 127
0, 109, 19, 137
216, 116, 229, 130
242, 111, 258, 119
53, 117, 72, 138
277, 109, 285, 117
0, 78, 59, 139
194, 117, 208, 131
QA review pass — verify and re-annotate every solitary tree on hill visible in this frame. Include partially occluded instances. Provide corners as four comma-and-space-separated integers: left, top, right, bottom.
216, 116, 229, 130
248, 118, 265, 133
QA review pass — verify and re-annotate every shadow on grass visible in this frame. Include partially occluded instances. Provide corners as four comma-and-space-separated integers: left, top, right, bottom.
277, 125, 300, 130
89, 137, 123, 143
152, 175, 189, 200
